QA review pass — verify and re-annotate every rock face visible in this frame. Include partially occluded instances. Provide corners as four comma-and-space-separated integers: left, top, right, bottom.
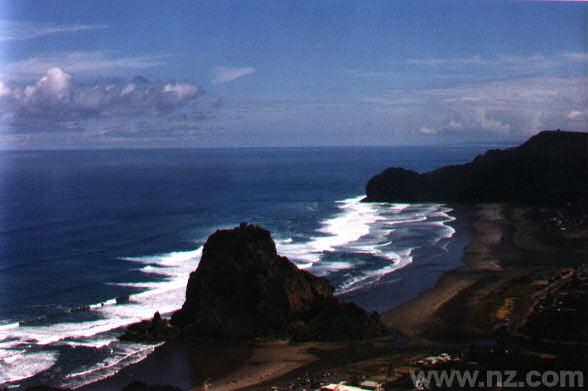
365, 130, 588, 211
171, 223, 386, 341
119, 311, 179, 342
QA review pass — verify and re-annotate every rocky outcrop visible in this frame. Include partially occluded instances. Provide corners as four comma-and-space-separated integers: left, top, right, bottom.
171, 223, 386, 341
119, 312, 179, 342
365, 130, 588, 211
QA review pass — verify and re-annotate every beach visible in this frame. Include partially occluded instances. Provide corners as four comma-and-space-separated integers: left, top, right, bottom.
382, 203, 508, 341
251, 202, 587, 389
82, 201, 588, 390
85, 205, 478, 390
2, 2, 586, 388
0, 147, 488, 390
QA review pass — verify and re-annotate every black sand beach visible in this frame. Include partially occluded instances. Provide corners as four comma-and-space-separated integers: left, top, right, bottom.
84, 206, 478, 390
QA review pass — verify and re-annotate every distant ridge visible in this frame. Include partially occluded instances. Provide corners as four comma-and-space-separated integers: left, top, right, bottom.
365, 130, 588, 211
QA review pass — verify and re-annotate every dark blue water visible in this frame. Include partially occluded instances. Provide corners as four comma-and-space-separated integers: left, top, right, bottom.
0, 146, 486, 388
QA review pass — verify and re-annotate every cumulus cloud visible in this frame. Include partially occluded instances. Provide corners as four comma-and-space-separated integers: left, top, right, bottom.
366, 76, 588, 138
0, 67, 203, 133
567, 109, 588, 122
2, 51, 166, 78
211, 66, 255, 84
420, 126, 437, 135
0, 20, 106, 42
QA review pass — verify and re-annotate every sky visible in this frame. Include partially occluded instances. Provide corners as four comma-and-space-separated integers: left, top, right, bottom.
0, 0, 586, 149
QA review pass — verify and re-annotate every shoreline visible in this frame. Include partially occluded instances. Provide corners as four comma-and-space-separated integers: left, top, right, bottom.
241, 202, 588, 389
84, 205, 478, 391
82, 341, 254, 391
384, 202, 588, 346
340, 203, 476, 313
80, 202, 588, 390
381, 203, 505, 342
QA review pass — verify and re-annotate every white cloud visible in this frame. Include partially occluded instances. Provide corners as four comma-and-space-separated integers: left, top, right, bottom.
163, 83, 201, 100
567, 109, 588, 122
0, 81, 10, 97
349, 52, 588, 81
0, 20, 106, 42
211, 66, 255, 84
405, 52, 587, 69
420, 126, 437, 134
445, 120, 463, 130
407, 55, 489, 66
562, 52, 588, 62
33, 67, 73, 100
366, 76, 588, 137
475, 108, 512, 133
0, 67, 203, 133
2, 51, 167, 79
420, 120, 465, 135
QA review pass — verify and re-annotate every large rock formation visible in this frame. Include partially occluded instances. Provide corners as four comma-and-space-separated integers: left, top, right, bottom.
171, 223, 386, 341
365, 130, 588, 211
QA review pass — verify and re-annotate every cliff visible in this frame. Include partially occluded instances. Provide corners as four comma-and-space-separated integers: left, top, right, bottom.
170, 223, 386, 342
365, 130, 588, 210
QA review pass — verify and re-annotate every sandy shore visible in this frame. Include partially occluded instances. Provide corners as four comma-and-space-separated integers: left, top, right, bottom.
203, 342, 318, 391
382, 204, 506, 341
384, 203, 588, 346
91, 203, 566, 390
85, 206, 479, 390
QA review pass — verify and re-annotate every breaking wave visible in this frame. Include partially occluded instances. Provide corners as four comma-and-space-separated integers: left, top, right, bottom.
0, 196, 455, 388
277, 195, 455, 294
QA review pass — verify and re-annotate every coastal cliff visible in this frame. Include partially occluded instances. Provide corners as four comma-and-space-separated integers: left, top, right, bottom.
170, 223, 386, 342
365, 130, 588, 211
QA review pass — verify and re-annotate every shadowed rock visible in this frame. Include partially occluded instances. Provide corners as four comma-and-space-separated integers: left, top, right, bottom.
119, 311, 179, 342
122, 380, 182, 391
171, 223, 386, 341
365, 130, 588, 211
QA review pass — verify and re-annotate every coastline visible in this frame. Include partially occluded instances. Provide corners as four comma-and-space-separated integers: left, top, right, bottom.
82, 331, 329, 391
237, 202, 588, 389
382, 204, 506, 342
80, 202, 588, 390
384, 203, 588, 345
84, 205, 478, 390
82, 341, 254, 391
340, 203, 476, 314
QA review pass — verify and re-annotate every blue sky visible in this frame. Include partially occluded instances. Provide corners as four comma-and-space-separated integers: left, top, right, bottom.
0, 0, 586, 148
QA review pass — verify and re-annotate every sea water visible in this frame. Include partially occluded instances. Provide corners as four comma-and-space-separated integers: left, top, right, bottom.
0, 146, 486, 388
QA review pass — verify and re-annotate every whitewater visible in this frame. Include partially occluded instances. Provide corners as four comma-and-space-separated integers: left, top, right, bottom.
0, 195, 456, 389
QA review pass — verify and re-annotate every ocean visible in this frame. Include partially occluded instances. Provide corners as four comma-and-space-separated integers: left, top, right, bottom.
0, 146, 486, 389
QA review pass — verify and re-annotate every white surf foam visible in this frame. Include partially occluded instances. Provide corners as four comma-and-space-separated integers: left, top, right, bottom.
0, 350, 58, 384
337, 248, 413, 294
0, 247, 203, 388
278, 196, 456, 294
0, 197, 457, 388
87, 299, 118, 310
61, 342, 163, 389
276, 196, 405, 265
0, 323, 19, 332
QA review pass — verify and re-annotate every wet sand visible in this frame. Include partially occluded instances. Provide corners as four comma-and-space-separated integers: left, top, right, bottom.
83, 342, 254, 390
382, 204, 507, 341
84, 340, 333, 391
85, 205, 489, 390
204, 342, 318, 391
